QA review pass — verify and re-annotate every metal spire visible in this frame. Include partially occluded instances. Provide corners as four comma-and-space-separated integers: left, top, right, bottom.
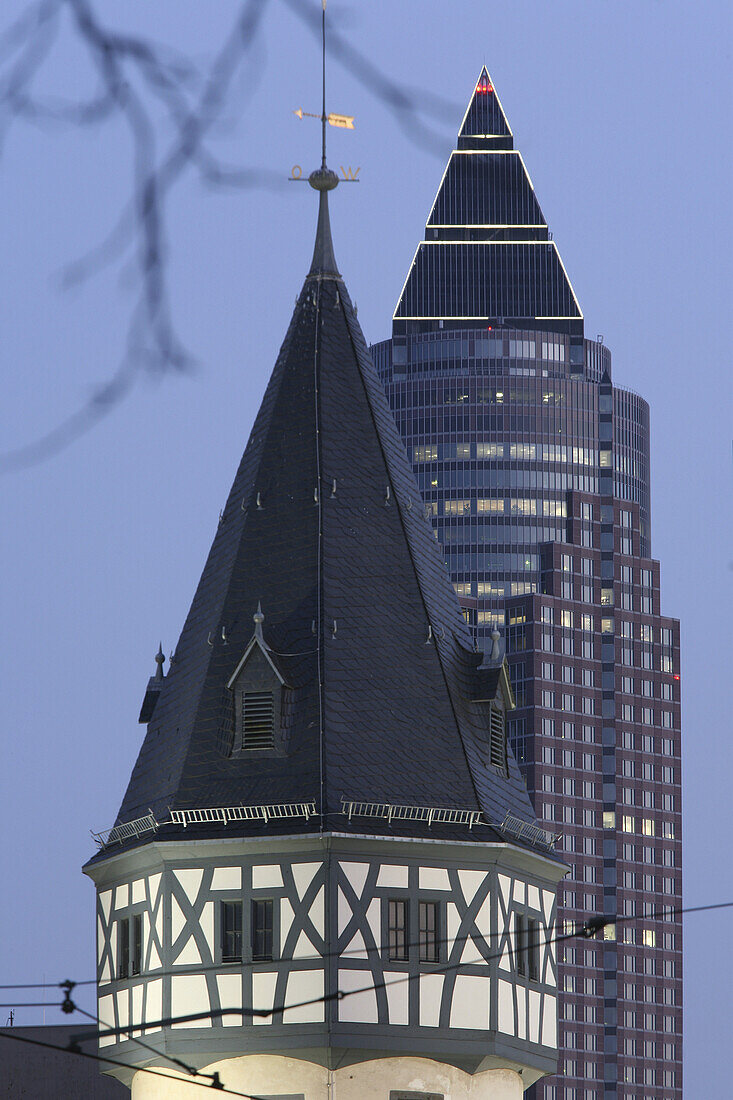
307, 0, 340, 277
321, 0, 327, 170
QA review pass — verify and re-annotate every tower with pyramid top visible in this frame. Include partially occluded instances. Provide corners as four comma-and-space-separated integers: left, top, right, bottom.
83, 60, 565, 1100
372, 67, 683, 1100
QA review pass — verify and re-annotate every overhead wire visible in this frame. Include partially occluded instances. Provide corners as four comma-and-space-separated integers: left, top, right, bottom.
14, 899, 728, 1043
1, 897, 728, 1003
0, 1028, 280, 1099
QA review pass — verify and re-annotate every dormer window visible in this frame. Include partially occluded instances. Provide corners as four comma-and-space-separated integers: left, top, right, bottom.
226, 605, 288, 757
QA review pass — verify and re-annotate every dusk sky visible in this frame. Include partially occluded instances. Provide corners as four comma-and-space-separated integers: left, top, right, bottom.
1, 1, 731, 1094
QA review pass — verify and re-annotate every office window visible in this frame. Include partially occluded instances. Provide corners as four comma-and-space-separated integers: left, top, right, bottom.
388, 899, 409, 961
221, 900, 243, 963
419, 901, 440, 963
251, 899, 274, 961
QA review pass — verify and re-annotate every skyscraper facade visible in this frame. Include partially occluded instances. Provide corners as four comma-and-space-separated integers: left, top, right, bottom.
372, 69, 682, 1100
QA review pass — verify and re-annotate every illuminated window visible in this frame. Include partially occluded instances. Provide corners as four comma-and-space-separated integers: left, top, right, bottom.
622, 815, 634, 833
476, 442, 504, 458
603, 812, 615, 830
413, 444, 438, 462
444, 499, 470, 516
476, 497, 504, 513
510, 442, 536, 460
642, 818, 655, 837
642, 929, 656, 948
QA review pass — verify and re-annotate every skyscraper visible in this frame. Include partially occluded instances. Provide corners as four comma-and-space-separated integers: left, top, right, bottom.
372, 69, 682, 1100
83, 149, 565, 1096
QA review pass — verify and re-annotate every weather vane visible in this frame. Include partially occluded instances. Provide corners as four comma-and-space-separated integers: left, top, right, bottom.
290, 0, 360, 185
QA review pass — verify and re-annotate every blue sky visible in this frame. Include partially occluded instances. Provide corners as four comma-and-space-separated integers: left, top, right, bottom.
1, 1, 731, 1093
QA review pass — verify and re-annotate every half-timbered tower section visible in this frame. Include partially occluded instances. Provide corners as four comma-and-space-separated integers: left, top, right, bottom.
84, 163, 565, 1099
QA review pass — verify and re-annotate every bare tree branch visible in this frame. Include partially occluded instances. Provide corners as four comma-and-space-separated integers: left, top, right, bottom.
0, 0, 457, 472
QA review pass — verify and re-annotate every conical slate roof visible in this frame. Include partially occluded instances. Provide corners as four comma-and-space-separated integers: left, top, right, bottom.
108, 185, 538, 850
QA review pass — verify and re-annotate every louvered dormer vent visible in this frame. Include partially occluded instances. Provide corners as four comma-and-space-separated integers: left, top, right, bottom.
241, 690, 276, 750
489, 706, 508, 773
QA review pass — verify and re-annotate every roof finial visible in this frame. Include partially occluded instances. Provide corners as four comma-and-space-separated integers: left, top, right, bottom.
154, 642, 165, 681
490, 628, 501, 661
253, 601, 265, 641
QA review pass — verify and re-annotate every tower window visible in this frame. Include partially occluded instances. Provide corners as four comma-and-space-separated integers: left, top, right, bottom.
221, 901, 243, 963
419, 901, 440, 962
118, 917, 130, 979
516, 914, 540, 980
132, 914, 142, 976
252, 899, 274, 961
117, 914, 142, 978
388, 899, 409, 961
240, 691, 275, 750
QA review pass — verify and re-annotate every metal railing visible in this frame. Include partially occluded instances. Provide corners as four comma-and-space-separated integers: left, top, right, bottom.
500, 812, 556, 851
92, 801, 317, 849
168, 802, 317, 827
341, 799, 484, 828
92, 812, 158, 849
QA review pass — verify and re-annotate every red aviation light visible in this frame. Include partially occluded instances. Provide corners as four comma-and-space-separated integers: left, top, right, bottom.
476, 82, 493, 95
673, 674, 680, 681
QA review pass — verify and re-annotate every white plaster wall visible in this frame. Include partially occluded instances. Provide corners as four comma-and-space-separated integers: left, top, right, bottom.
131, 1055, 524, 1099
